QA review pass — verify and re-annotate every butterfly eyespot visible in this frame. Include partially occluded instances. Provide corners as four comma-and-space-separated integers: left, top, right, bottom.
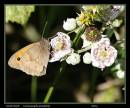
17, 57, 21, 61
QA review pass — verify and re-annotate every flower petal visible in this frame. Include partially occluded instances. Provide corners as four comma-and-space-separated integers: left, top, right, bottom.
49, 49, 72, 62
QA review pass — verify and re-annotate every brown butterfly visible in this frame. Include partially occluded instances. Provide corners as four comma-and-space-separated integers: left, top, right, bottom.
8, 38, 50, 76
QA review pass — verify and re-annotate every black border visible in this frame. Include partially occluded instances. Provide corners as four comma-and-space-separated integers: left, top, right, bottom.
2, 2, 129, 108
0, 4, 4, 106
0, 0, 128, 4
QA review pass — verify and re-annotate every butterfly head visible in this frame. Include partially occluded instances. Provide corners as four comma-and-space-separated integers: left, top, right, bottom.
40, 38, 50, 50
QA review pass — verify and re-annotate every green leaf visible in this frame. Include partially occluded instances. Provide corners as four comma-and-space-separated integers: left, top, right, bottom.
6, 5, 35, 25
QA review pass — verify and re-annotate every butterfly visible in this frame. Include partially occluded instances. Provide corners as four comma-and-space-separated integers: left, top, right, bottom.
8, 38, 50, 77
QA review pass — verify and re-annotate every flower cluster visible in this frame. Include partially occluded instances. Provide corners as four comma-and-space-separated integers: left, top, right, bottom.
49, 5, 124, 71
76, 5, 123, 26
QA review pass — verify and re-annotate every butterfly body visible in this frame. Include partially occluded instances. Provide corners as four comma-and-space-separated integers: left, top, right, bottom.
8, 38, 50, 76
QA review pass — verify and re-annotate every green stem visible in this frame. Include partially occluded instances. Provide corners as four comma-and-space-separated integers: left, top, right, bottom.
67, 27, 79, 35
72, 25, 85, 47
88, 68, 99, 102
75, 25, 86, 48
43, 62, 67, 103
31, 76, 37, 102
43, 25, 86, 103
43, 86, 54, 103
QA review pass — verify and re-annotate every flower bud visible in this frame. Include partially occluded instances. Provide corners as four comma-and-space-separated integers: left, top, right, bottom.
63, 18, 77, 31
66, 53, 80, 65
83, 52, 92, 64
116, 70, 124, 79
84, 27, 101, 42
112, 19, 122, 27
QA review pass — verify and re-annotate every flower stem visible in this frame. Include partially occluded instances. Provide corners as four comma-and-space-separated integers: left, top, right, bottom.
72, 25, 85, 47
31, 76, 37, 102
88, 68, 99, 102
77, 45, 91, 54
67, 27, 79, 35
43, 86, 54, 103
43, 25, 86, 103
43, 62, 67, 103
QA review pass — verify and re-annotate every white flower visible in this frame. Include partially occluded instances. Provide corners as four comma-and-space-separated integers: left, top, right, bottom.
114, 63, 121, 70
49, 32, 72, 62
81, 32, 106, 48
83, 52, 92, 64
82, 5, 88, 10
81, 33, 93, 48
113, 20, 122, 27
82, 5, 99, 14
101, 35, 107, 38
63, 18, 77, 31
113, 5, 122, 10
116, 70, 124, 79
112, 19, 122, 27
119, 5, 125, 12
66, 53, 80, 65
113, 5, 125, 12
120, 42, 125, 48
114, 63, 125, 79
91, 38, 117, 70
50, 50, 72, 62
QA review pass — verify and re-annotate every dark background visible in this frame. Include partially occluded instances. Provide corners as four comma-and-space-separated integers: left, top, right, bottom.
5, 5, 125, 103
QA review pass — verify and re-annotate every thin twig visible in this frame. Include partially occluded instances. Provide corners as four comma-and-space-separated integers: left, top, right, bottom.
77, 45, 91, 54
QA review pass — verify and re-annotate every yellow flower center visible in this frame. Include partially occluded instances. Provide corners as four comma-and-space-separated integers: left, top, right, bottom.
55, 41, 64, 51
98, 50, 108, 60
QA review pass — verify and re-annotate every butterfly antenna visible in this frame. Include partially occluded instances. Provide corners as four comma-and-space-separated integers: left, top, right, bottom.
48, 34, 58, 41
41, 19, 48, 39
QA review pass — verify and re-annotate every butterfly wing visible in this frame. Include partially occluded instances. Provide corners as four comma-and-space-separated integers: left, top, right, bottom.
8, 38, 50, 76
